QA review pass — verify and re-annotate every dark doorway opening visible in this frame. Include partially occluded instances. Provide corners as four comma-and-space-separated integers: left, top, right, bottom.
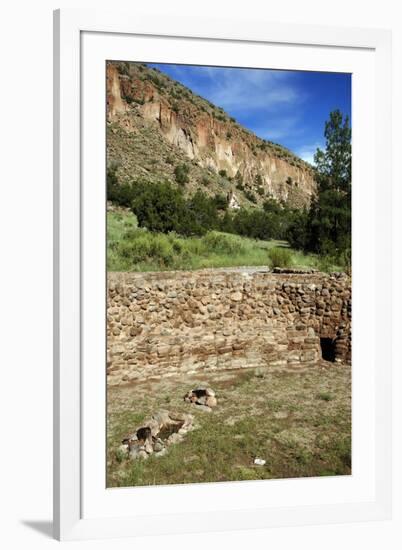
320, 337, 336, 362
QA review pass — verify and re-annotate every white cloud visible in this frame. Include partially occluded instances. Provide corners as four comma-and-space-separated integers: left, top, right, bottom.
294, 142, 324, 165
251, 116, 303, 142
200, 67, 303, 112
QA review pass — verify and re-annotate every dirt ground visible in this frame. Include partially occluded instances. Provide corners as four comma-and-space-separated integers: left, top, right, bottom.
107, 362, 351, 487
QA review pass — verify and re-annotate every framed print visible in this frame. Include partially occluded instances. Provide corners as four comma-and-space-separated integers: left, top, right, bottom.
53, 8, 392, 541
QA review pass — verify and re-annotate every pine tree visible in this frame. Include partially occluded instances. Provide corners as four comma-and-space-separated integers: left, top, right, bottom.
288, 109, 351, 265
314, 109, 351, 193
310, 110, 351, 258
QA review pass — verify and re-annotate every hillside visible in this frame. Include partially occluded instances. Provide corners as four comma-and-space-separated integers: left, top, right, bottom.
106, 61, 317, 209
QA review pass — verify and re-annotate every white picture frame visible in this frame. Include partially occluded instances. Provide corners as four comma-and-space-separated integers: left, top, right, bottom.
53, 8, 392, 541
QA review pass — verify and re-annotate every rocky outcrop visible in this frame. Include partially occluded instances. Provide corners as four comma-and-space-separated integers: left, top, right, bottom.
106, 64, 126, 118
106, 62, 317, 208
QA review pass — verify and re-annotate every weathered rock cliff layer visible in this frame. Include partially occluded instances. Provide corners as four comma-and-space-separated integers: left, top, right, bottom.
107, 62, 317, 208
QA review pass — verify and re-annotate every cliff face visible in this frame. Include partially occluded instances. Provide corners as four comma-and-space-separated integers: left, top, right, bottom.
106, 62, 317, 208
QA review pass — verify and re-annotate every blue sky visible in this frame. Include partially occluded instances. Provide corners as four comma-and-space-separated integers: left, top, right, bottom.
149, 63, 351, 164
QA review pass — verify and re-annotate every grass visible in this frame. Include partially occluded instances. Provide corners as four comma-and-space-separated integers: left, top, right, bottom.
268, 247, 292, 268
107, 363, 351, 487
107, 211, 342, 272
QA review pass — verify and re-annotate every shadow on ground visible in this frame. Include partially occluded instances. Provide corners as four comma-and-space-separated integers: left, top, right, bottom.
21, 520, 53, 539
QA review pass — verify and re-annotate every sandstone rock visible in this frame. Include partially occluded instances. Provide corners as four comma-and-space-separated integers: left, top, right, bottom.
166, 433, 183, 446
157, 345, 170, 357
230, 291, 243, 302
144, 439, 154, 454
205, 396, 217, 408
153, 439, 165, 453
154, 448, 167, 457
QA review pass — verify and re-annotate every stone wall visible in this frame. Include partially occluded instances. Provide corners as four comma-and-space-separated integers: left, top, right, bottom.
107, 269, 351, 385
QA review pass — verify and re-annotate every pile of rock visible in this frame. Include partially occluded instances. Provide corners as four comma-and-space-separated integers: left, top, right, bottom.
119, 409, 194, 461
183, 387, 217, 411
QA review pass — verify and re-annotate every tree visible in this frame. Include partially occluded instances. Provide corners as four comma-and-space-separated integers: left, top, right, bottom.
129, 182, 222, 237
106, 164, 138, 208
131, 181, 187, 234
314, 109, 351, 192
310, 110, 351, 257
185, 190, 219, 236
286, 208, 310, 250
287, 109, 351, 262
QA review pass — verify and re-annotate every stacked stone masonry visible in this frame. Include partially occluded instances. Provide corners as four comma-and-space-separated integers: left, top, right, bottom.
107, 270, 351, 385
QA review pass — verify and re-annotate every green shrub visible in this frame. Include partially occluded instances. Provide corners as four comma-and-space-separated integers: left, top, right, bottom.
118, 234, 152, 262
268, 247, 292, 268
117, 62, 130, 75
107, 162, 119, 189
118, 232, 175, 267
149, 74, 164, 88
185, 238, 205, 257
166, 233, 186, 255
174, 163, 190, 185
202, 231, 246, 255
245, 190, 257, 204
148, 235, 175, 266
212, 193, 228, 210
218, 169, 227, 178
234, 171, 243, 186
317, 255, 334, 273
